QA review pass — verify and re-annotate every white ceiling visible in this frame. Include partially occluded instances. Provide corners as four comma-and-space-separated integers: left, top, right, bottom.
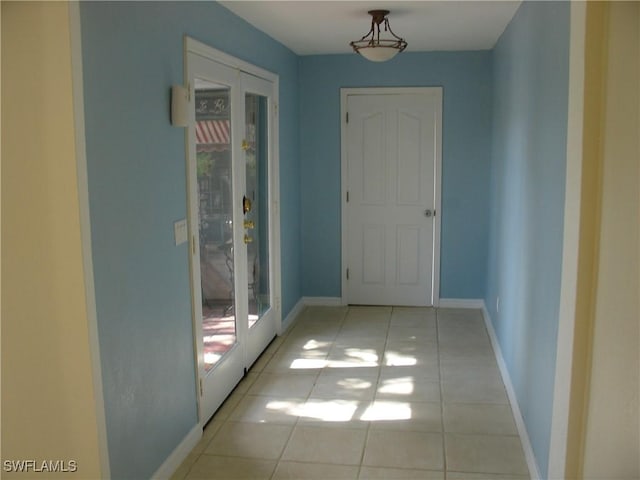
219, 1, 521, 56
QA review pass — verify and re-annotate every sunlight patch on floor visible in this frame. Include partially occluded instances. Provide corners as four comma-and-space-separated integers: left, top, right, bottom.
326, 360, 379, 368
384, 351, 418, 366
361, 401, 412, 421
377, 376, 415, 395
336, 377, 373, 390
297, 399, 359, 422
288, 358, 327, 369
302, 339, 331, 350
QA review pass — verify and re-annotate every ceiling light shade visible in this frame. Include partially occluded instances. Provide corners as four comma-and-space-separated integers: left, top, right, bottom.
350, 10, 407, 62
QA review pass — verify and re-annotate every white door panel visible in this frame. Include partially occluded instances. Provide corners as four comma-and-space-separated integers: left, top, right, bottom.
361, 224, 385, 284
345, 91, 441, 306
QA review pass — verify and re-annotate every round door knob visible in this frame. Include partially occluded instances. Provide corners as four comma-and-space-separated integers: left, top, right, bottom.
425, 209, 433, 217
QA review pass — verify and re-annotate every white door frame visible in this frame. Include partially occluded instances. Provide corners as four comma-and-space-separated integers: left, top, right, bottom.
184, 37, 281, 423
69, 3, 111, 476
340, 87, 442, 307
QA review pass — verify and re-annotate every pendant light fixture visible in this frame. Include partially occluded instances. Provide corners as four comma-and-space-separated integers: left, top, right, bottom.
350, 10, 407, 62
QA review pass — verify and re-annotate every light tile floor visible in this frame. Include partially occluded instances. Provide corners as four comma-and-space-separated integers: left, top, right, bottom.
172, 306, 530, 480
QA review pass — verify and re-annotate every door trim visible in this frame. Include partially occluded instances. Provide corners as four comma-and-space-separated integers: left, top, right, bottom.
340, 87, 442, 307
69, 3, 111, 476
186, 37, 278, 85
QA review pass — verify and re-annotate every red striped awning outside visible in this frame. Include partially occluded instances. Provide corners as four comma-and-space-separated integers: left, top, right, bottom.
196, 120, 230, 145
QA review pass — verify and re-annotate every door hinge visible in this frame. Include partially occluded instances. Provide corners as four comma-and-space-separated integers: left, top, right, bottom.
346, 112, 349, 123
274, 103, 279, 115
346, 191, 350, 202
187, 82, 192, 102
346, 268, 350, 280
192, 235, 196, 255
199, 378, 203, 396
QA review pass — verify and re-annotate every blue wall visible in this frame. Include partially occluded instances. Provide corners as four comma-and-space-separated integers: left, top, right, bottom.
299, 52, 493, 299
79, 2, 299, 477
485, 1, 570, 474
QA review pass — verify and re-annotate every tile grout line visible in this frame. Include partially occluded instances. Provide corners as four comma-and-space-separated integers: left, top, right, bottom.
268, 307, 310, 480
340, 306, 371, 480
268, 415, 300, 479
436, 307, 449, 480
356, 305, 393, 479
270, 305, 348, 480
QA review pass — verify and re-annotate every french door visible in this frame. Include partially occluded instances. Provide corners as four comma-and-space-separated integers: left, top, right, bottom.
186, 41, 280, 423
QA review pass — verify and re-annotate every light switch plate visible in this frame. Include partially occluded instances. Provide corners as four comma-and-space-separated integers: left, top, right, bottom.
174, 219, 188, 246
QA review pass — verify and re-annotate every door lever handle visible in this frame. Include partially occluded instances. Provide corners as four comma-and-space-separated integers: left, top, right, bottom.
424, 209, 435, 217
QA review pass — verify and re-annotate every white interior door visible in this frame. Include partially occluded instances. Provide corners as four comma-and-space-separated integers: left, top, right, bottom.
186, 43, 280, 424
344, 90, 442, 306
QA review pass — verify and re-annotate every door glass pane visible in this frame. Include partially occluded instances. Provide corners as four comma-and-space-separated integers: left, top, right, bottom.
195, 79, 236, 371
244, 93, 270, 327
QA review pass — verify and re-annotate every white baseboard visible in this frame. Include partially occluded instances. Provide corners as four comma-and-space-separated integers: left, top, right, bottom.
299, 297, 486, 309
280, 297, 306, 333
280, 296, 346, 334
481, 302, 542, 480
280, 297, 344, 333
438, 298, 485, 309
302, 296, 344, 306
152, 423, 201, 480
